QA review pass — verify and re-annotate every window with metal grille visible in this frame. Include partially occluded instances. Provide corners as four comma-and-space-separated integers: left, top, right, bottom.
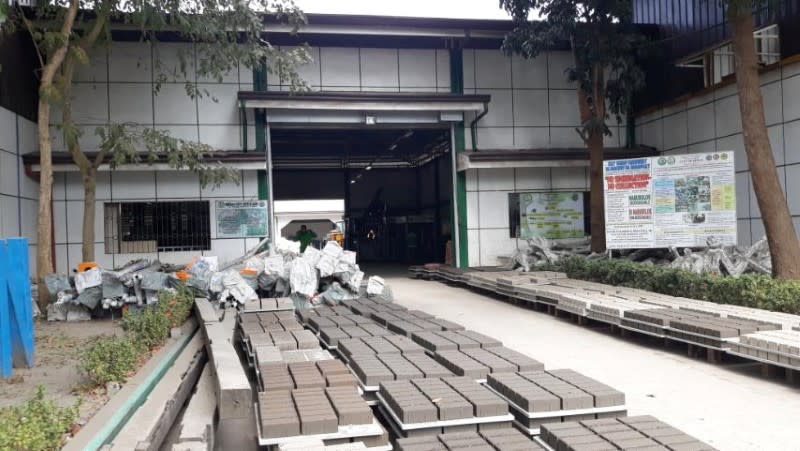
104, 201, 211, 253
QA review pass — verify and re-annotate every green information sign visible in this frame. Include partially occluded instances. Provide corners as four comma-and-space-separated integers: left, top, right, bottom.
519, 192, 585, 239
215, 200, 268, 238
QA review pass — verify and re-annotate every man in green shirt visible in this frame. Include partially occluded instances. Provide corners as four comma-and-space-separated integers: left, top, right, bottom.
294, 225, 317, 252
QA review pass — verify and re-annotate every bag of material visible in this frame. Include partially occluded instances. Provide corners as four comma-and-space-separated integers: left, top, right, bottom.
76, 286, 102, 309
217, 269, 258, 304
43, 274, 72, 301
320, 281, 359, 304
366, 276, 385, 296
276, 237, 301, 255
265, 255, 284, 275
74, 268, 102, 294
289, 259, 318, 298
322, 241, 343, 259
101, 271, 126, 299
302, 246, 322, 267
317, 254, 337, 278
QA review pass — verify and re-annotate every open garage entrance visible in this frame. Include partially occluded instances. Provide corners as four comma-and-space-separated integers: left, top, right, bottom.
271, 128, 453, 264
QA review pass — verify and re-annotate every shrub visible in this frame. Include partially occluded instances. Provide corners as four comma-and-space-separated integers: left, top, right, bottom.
80, 336, 141, 385
121, 304, 171, 350
0, 386, 79, 451
547, 256, 800, 314
157, 284, 195, 329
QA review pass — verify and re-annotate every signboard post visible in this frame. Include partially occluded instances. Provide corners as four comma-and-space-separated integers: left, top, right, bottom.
519, 192, 585, 239
604, 152, 736, 249
215, 200, 269, 238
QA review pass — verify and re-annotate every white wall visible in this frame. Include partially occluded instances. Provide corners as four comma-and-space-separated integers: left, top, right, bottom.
266, 47, 451, 93
461, 49, 595, 266
50, 41, 256, 154
463, 49, 624, 151
52, 170, 262, 271
0, 106, 39, 276
636, 61, 800, 246
465, 166, 589, 267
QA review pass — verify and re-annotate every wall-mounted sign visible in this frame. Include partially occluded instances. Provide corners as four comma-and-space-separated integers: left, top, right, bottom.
518, 192, 586, 239
603, 152, 736, 249
215, 200, 268, 238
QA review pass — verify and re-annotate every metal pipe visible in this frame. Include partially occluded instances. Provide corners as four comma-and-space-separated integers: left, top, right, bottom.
266, 124, 276, 248
469, 102, 489, 151
449, 123, 460, 268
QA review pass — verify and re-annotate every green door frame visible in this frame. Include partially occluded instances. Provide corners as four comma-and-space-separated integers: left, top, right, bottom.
449, 47, 468, 268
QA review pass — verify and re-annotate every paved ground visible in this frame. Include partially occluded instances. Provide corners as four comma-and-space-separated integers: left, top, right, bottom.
382, 268, 800, 451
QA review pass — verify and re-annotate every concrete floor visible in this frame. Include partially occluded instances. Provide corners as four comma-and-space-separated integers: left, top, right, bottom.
384, 271, 800, 451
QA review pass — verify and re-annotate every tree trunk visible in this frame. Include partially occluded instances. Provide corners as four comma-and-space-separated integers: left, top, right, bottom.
729, 8, 800, 279
588, 130, 606, 252
34, 0, 80, 309
576, 78, 607, 254
36, 99, 55, 309
82, 168, 97, 262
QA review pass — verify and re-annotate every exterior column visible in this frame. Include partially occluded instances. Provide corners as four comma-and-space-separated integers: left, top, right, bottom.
449, 47, 468, 268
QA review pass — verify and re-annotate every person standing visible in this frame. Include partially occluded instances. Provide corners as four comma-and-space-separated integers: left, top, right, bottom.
294, 225, 317, 252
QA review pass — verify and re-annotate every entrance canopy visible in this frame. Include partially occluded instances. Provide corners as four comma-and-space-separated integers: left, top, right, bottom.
237, 91, 490, 126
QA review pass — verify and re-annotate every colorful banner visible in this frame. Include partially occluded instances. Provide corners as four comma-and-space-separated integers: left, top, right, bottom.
519, 192, 585, 239
604, 152, 736, 249
215, 200, 268, 238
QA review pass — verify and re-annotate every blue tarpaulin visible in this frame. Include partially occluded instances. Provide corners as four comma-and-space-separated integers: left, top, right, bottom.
0, 237, 34, 378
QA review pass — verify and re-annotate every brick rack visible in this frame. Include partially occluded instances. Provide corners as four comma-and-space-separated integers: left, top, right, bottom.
347, 352, 453, 392
338, 336, 427, 363
728, 330, 800, 372
376, 377, 513, 438
533, 415, 717, 451
485, 370, 627, 435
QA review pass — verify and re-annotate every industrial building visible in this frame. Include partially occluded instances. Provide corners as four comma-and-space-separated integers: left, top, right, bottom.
1, 4, 799, 276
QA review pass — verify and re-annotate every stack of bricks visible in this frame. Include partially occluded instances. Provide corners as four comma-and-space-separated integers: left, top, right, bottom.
539, 416, 717, 451
318, 323, 393, 347
668, 315, 779, 348
733, 330, 800, 366
240, 297, 295, 312
433, 347, 545, 379
297, 306, 354, 325
292, 388, 339, 435
349, 353, 452, 387
261, 360, 357, 391
338, 335, 427, 360
396, 428, 544, 451
248, 329, 319, 351
379, 378, 509, 434
309, 313, 372, 332
486, 370, 625, 429
411, 330, 498, 352
259, 385, 378, 439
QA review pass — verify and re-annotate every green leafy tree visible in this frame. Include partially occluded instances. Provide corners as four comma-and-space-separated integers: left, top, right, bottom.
723, 0, 800, 279
5, 1, 310, 307
500, 0, 644, 253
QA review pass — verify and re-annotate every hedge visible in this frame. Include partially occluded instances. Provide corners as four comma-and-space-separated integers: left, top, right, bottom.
548, 256, 800, 315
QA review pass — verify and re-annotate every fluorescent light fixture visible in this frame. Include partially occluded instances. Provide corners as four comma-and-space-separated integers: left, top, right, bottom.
389, 144, 397, 150
350, 180, 356, 184
365, 115, 376, 125
365, 165, 373, 171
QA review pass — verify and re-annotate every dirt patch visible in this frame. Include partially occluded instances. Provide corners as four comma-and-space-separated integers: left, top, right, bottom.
0, 319, 124, 423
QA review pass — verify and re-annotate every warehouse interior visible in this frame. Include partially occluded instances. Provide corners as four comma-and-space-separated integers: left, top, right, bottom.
271, 127, 454, 264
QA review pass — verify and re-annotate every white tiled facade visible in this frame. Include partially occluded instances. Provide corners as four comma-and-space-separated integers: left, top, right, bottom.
462, 49, 601, 266
635, 61, 800, 247
0, 106, 39, 276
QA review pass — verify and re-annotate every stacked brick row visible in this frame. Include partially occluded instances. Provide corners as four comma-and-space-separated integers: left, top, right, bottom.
539, 416, 716, 451
411, 330, 501, 352
396, 428, 546, 451
622, 308, 780, 347
486, 370, 625, 429
732, 330, 800, 367
379, 377, 508, 427
240, 297, 295, 312
349, 352, 452, 387
260, 360, 357, 392
433, 347, 545, 379
338, 335, 427, 360
258, 386, 374, 438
